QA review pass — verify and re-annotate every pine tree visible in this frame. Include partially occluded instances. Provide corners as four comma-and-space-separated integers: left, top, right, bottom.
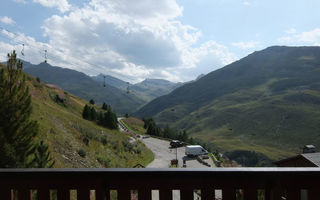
82, 104, 90, 119
102, 102, 109, 111
97, 111, 104, 124
103, 111, 118, 130
143, 118, 153, 129
181, 130, 188, 142
163, 125, 175, 139
32, 141, 55, 168
146, 121, 160, 136
0, 51, 38, 167
90, 107, 97, 121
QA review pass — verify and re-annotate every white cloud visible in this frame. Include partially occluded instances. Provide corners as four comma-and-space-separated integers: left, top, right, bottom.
0, 0, 237, 83
231, 41, 260, 49
40, 0, 201, 80
89, 0, 183, 20
32, 0, 70, 13
179, 41, 237, 79
0, 16, 16, 25
279, 28, 320, 45
0, 30, 51, 65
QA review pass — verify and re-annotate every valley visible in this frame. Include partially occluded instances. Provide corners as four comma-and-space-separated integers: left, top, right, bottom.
134, 46, 320, 161
3, 46, 320, 167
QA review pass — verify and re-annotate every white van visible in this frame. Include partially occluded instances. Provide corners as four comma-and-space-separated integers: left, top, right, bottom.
185, 145, 208, 156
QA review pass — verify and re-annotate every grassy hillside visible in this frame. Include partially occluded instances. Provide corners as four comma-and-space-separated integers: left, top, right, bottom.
130, 79, 183, 102
24, 62, 145, 114
122, 117, 146, 135
14, 65, 154, 168
134, 46, 320, 160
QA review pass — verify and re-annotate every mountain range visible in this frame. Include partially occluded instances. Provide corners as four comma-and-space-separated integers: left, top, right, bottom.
24, 62, 145, 114
134, 46, 320, 160
24, 62, 183, 114
91, 74, 183, 102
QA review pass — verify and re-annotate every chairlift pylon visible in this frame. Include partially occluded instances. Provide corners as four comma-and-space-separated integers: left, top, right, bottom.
103, 75, 106, 87
21, 44, 25, 56
44, 50, 47, 63
126, 82, 130, 94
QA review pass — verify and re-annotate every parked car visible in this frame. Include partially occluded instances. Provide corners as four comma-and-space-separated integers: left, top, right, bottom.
170, 140, 184, 148
185, 145, 208, 156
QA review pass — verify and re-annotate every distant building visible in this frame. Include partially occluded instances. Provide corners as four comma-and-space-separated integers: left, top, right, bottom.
303, 145, 316, 153
274, 145, 319, 167
274, 152, 320, 167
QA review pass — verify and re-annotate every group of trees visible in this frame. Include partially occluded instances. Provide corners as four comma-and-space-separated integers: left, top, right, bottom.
82, 102, 118, 130
0, 51, 54, 168
142, 118, 213, 152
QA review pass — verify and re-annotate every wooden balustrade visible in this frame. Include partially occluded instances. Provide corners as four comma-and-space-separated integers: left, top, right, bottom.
0, 168, 320, 200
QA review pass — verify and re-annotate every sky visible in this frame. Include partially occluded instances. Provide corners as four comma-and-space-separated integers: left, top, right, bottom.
1, 0, 320, 83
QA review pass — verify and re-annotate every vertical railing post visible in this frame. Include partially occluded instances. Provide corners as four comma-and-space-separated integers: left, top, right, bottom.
0, 186, 11, 200
57, 188, 70, 200
118, 188, 131, 200
18, 189, 31, 200
138, 188, 152, 200
159, 188, 172, 200
309, 187, 320, 200
201, 187, 215, 200
222, 187, 236, 200
180, 188, 194, 200
38, 188, 50, 200
244, 187, 257, 200
270, 187, 283, 200
78, 188, 91, 200
96, 187, 108, 200
287, 187, 300, 200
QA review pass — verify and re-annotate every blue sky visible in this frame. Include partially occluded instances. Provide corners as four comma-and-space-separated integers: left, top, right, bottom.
1, 0, 320, 83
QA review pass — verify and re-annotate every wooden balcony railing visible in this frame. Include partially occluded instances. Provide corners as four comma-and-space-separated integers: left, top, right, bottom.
0, 168, 320, 200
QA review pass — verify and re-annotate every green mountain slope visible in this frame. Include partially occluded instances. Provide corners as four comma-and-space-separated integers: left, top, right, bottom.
134, 46, 320, 160
24, 62, 145, 114
130, 79, 183, 102
2, 62, 153, 167
91, 74, 130, 90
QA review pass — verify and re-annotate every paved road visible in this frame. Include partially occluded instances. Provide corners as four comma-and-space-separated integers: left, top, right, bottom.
118, 124, 219, 199
117, 117, 128, 132
141, 137, 218, 200
142, 137, 215, 168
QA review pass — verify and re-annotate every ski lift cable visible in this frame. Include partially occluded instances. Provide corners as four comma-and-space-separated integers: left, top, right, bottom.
0, 26, 132, 86
0, 27, 103, 73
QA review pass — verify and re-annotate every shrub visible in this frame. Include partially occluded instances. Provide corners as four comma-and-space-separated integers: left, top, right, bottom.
97, 156, 111, 167
82, 137, 90, 146
123, 140, 134, 152
78, 148, 87, 158
101, 137, 108, 145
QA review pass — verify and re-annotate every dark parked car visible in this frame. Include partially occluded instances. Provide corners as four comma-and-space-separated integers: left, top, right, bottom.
170, 140, 184, 148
